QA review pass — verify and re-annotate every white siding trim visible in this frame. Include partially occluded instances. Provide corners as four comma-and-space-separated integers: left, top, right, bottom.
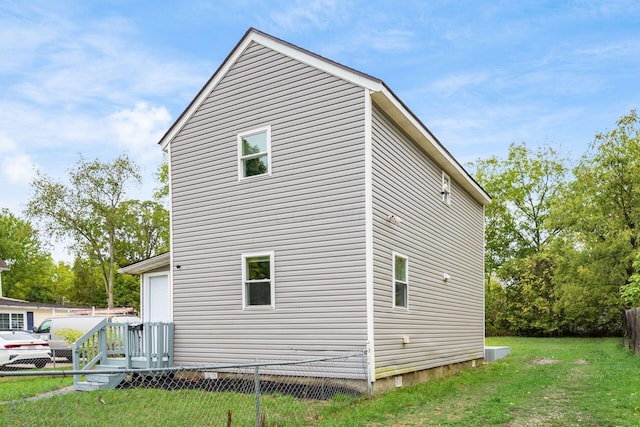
482, 205, 487, 342
167, 145, 174, 322
138, 274, 144, 322
364, 88, 376, 385
251, 32, 384, 91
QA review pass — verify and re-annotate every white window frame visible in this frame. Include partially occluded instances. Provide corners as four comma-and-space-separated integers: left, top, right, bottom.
241, 251, 275, 309
392, 252, 409, 309
237, 126, 272, 180
0, 312, 25, 330
442, 171, 452, 205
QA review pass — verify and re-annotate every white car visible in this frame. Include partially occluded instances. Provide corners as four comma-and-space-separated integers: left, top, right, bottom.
0, 331, 52, 368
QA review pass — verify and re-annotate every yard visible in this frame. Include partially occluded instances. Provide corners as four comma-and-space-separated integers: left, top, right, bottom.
1, 337, 639, 426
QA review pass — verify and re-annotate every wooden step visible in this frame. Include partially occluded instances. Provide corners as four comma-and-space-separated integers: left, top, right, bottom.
74, 365, 128, 391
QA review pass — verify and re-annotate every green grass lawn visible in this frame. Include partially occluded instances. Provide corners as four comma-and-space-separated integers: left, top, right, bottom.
318, 337, 640, 426
2, 338, 639, 426
0, 371, 74, 401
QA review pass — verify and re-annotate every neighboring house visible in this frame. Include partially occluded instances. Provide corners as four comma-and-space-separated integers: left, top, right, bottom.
1, 257, 132, 332
129, 28, 491, 393
1, 258, 78, 330
0, 297, 81, 331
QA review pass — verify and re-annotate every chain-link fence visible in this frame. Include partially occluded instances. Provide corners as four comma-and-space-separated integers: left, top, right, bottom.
1, 351, 368, 426
623, 307, 640, 355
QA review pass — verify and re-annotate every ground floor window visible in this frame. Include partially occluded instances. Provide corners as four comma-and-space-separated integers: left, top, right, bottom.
393, 253, 408, 308
242, 251, 275, 308
0, 312, 25, 330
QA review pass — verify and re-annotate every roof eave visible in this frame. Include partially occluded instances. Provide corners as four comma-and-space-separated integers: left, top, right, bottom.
118, 252, 170, 275
370, 89, 491, 206
158, 28, 490, 206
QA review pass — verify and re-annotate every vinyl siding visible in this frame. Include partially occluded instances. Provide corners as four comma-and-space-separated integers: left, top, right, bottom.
371, 104, 485, 379
169, 42, 368, 369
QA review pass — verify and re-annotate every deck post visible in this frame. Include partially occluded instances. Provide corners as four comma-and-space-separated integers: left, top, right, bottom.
156, 323, 165, 368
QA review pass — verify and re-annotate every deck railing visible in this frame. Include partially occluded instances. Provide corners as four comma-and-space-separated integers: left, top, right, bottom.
72, 320, 174, 381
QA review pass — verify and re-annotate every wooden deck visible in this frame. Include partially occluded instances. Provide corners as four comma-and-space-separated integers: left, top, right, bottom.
72, 319, 173, 390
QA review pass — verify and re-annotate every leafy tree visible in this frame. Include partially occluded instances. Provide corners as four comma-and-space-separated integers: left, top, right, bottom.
500, 250, 560, 336
552, 110, 640, 333
68, 256, 107, 307
484, 279, 509, 336
0, 208, 56, 301
49, 261, 75, 305
474, 112, 639, 336
113, 273, 140, 311
622, 252, 640, 307
153, 159, 169, 202
552, 238, 623, 335
471, 143, 567, 278
471, 143, 568, 335
116, 200, 169, 263
113, 198, 169, 312
27, 154, 141, 308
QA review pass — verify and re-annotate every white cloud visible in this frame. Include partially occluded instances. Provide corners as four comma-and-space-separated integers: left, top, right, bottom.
106, 103, 172, 165
0, 3, 204, 213
267, 0, 351, 33
428, 72, 491, 97
2, 153, 36, 185
359, 29, 416, 53
0, 133, 37, 185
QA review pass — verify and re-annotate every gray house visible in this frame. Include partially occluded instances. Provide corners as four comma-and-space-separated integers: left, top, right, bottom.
154, 28, 490, 393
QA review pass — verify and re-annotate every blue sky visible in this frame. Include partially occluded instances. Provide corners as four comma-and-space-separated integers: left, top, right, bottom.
1, 1, 639, 259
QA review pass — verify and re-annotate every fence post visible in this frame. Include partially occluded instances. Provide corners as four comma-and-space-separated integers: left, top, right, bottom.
254, 365, 261, 427
635, 308, 640, 355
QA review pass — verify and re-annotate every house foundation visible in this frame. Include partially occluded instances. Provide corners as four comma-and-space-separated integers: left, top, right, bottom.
371, 358, 484, 395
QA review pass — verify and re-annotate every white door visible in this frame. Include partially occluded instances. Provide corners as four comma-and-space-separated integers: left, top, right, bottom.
145, 273, 171, 322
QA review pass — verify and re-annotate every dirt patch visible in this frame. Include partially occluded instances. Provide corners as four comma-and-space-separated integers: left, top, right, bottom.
530, 358, 561, 365
574, 359, 588, 365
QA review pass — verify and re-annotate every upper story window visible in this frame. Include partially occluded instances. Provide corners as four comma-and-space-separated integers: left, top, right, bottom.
238, 126, 271, 180
442, 172, 451, 205
393, 253, 408, 308
242, 251, 275, 309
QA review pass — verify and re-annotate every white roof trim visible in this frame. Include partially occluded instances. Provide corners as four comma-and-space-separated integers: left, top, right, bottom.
251, 32, 384, 91
118, 253, 170, 275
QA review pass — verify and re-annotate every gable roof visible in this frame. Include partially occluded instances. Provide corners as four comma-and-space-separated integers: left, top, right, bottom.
159, 28, 491, 206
